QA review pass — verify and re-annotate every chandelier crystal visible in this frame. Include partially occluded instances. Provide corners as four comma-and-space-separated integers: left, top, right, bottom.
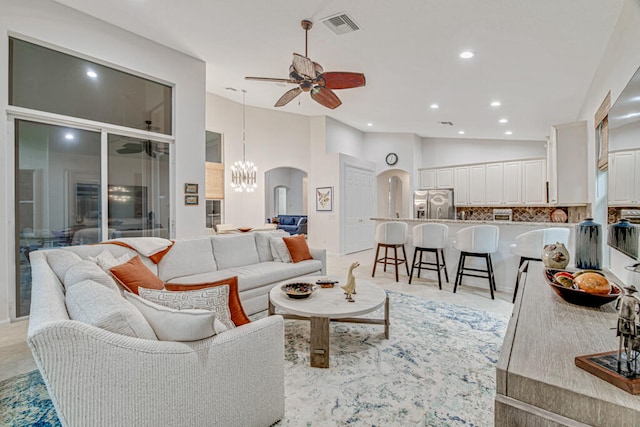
230, 89, 257, 192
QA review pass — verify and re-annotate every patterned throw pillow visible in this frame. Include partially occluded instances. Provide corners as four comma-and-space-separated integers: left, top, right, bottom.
139, 285, 235, 330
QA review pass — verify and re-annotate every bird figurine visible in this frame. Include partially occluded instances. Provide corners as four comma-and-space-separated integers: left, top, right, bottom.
342, 262, 360, 302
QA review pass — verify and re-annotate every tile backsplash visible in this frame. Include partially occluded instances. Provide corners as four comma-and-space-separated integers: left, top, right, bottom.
456, 206, 589, 223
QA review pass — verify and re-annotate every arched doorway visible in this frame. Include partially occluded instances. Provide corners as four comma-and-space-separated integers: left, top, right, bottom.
264, 167, 308, 221
377, 169, 411, 219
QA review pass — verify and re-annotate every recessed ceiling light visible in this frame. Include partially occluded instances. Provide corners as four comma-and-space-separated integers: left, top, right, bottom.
64, 133, 74, 140
458, 130, 465, 135
430, 103, 439, 109
367, 122, 373, 127
86, 70, 97, 78
491, 101, 501, 107
505, 131, 513, 135
459, 51, 474, 59
499, 118, 508, 124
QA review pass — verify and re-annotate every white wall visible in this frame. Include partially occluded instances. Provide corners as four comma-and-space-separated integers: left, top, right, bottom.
0, 0, 206, 322
421, 137, 546, 168
326, 117, 364, 158
206, 93, 311, 228
576, 0, 640, 281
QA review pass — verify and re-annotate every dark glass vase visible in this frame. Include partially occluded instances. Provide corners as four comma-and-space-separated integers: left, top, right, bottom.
575, 218, 602, 270
608, 218, 638, 259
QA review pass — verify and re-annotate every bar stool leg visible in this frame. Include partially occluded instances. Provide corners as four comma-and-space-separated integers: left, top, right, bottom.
402, 245, 409, 276
454, 253, 465, 293
485, 254, 495, 300
384, 246, 389, 272
488, 254, 497, 291
416, 249, 424, 279
372, 244, 382, 277
435, 249, 442, 290
393, 245, 399, 282
409, 247, 418, 284
441, 248, 449, 283
513, 256, 526, 303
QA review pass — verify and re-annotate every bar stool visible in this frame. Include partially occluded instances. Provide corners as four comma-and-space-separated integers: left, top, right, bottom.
453, 225, 500, 299
409, 223, 449, 289
510, 227, 570, 303
372, 221, 409, 282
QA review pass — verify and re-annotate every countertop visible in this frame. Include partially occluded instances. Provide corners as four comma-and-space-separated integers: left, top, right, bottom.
371, 217, 577, 227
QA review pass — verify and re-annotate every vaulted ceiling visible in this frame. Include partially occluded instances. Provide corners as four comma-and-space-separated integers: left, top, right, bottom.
54, 0, 623, 140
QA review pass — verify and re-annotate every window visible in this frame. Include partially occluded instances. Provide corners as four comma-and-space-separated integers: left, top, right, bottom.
10, 38, 172, 135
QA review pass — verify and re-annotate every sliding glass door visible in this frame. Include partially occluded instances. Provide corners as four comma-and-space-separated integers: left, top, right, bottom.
15, 120, 101, 317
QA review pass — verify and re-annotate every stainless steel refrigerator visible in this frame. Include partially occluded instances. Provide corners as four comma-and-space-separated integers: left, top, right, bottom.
413, 189, 455, 219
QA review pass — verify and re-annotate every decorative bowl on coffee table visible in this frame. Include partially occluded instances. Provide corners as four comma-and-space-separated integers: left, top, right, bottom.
281, 282, 314, 299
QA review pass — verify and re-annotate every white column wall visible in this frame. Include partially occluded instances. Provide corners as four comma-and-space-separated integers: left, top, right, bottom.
0, 0, 206, 323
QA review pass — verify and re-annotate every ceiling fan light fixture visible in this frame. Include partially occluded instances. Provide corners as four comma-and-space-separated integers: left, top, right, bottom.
230, 90, 258, 193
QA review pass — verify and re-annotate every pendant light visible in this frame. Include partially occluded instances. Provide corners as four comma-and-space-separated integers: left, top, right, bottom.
230, 89, 257, 192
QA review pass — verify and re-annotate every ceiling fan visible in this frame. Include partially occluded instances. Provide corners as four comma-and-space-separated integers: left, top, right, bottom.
116, 120, 168, 158
245, 19, 366, 110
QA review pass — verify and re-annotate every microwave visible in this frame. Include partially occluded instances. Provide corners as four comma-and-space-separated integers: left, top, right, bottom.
493, 209, 513, 222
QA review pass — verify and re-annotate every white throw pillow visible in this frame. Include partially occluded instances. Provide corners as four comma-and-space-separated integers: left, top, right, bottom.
65, 280, 157, 340
138, 286, 234, 330
254, 230, 288, 262
89, 249, 132, 272
270, 237, 292, 263
64, 260, 120, 293
124, 292, 224, 341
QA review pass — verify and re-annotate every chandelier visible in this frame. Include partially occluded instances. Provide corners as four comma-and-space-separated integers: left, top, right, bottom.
230, 89, 257, 192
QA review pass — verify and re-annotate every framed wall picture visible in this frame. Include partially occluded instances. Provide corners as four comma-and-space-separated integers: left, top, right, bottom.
185, 195, 199, 205
184, 183, 198, 194
316, 187, 333, 211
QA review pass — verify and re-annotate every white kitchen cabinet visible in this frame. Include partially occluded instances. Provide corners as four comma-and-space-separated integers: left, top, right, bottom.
485, 163, 504, 204
454, 166, 470, 205
609, 150, 638, 205
436, 168, 454, 188
503, 161, 523, 205
420, 169, 437, 189
547, 121, 588, 204
468, 164, 486, 205
522, 159, 546, 204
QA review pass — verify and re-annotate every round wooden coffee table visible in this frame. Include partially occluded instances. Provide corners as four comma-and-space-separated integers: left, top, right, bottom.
268, 276, 389, 368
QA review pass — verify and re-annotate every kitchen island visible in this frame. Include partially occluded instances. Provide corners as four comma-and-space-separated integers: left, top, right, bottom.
495, 262, 639, 425
371, 218, 576, 294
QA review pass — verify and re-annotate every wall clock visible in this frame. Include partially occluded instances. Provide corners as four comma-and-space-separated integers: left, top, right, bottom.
385, 152, 398, 166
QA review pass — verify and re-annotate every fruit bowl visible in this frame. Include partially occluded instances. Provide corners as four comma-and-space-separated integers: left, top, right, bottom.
281, 282, 315, 299
543, 268, 622, 307
237, 227, 253, 233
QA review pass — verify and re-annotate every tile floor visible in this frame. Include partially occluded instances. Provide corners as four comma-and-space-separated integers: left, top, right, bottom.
0, 248, 515, 383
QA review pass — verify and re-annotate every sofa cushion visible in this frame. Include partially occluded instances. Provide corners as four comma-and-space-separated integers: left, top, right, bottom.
124, 292, 223, 341
254, 230, 288, 262
64, 260, 120, 293
139, 285, 234, 330
157, 237, 217, 282
65, 280, 157, 340
110, 256, 164, 295
283, 217, 295, 225
225, 261, 323, 292
283, 235, 313, 263
165, 276, 250, 326
46, 250, 83, 282
211, 234, 260, 269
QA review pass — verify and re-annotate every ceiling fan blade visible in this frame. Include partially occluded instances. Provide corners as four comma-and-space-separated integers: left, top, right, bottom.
311, 86, 342, 109
322, 72, 366, 90
292, 53, 316, 79
245, 76, 298, 84
274, 87, 303, 107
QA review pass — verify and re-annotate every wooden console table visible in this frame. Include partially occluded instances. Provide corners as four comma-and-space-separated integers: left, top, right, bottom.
496, 263, 640, 426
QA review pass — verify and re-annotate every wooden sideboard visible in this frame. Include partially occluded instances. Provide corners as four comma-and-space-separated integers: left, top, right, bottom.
496, 263, 640, 426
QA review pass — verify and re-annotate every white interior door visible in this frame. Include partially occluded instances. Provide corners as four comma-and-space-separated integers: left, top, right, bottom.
344, 165, 375, 254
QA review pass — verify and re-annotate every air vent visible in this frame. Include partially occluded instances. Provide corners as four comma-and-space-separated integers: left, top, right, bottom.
438, 121, 454, 126
321, 13, 360, 35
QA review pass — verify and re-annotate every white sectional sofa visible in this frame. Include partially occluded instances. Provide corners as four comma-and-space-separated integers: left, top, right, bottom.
27, 231, 326, 426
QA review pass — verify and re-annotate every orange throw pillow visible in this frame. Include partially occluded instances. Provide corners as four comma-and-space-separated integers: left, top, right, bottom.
109, 255, 164, 295
165, 276, 250, 326
283, 234, 313, 263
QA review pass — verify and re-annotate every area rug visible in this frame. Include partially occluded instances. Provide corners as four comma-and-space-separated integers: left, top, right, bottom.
0, 291, 508, 427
